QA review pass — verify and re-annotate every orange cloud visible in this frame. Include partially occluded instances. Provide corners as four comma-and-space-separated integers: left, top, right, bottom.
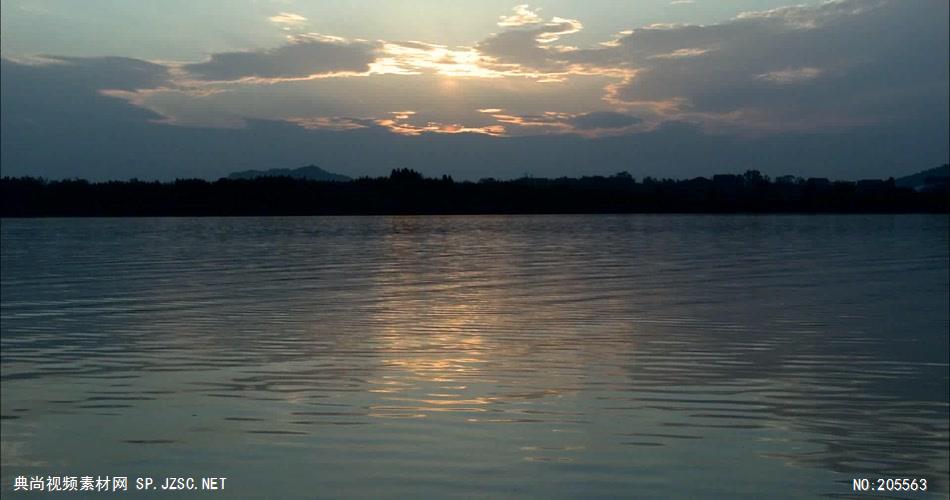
376, 111, 506, 136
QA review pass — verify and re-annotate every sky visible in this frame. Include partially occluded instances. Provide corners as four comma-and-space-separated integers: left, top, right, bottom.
1, 0, 947, 181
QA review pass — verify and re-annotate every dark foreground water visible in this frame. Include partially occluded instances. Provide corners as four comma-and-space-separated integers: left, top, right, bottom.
1, 215, 948, 499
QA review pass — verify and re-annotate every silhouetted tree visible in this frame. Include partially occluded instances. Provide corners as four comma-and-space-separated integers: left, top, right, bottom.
1, 167, 946, 217
389, 168, 423, 182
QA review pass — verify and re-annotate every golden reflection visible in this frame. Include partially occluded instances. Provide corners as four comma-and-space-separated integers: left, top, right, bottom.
363, 228, 502, 419
360, 220, 638, 468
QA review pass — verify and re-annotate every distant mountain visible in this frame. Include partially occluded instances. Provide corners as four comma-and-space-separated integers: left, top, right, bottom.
895, 164, 949, 191
228, 165, 351, 182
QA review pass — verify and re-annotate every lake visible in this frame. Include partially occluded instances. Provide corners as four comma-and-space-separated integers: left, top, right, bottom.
2, 215, 948, 498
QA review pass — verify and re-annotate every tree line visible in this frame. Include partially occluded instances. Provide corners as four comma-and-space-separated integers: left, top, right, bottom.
2, 168, 947, 216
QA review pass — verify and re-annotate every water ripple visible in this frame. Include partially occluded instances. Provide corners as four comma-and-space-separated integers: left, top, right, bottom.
2, 215, 947, 499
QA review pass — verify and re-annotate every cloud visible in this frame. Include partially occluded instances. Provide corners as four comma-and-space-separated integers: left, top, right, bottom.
474, 109, 643, 136
268, 12, 308, 30
1, 56, 172, 128
2, 0, 946, 183
476, 9, 582, 72
285, 116, 373, 131
486, 111, 570, 132
647, 47, 710, 59
2, 55, 946, 182
567, 111, 641, 130
755, 67, 822, 84
58, 0, 945, 142
375, 110, 505, 136
19, 55, 171, 91
183, 34, 378, 81
498, 5, 544, 27
576, 0, 949, 133
370, 41, 501, 78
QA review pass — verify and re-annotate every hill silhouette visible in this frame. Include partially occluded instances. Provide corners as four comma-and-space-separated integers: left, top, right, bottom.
2, 167, 947, 217
228, 164, 351, 182
895, 164, 950, 191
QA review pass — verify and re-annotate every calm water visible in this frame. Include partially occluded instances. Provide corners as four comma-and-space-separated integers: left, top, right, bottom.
1, 215, 948, 499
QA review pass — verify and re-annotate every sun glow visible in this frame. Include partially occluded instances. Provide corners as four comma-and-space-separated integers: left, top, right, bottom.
369, 42, 506, 79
